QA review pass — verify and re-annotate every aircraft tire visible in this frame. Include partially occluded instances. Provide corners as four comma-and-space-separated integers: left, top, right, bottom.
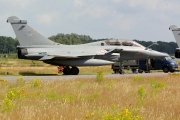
71, 67, 79, 75
63, 67, 71, 75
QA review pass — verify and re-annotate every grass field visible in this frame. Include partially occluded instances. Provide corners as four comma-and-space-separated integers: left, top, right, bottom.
0, 58, 180, 119
0, 74, 180, 120
0, 66, 113, 76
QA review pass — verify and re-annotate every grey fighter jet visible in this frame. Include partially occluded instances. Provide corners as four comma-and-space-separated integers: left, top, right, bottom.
7, 16, 168, 75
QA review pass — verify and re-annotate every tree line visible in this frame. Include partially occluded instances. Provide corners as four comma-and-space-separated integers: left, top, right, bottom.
134, 40, 178, 55
0, 34, 178, 55
49, 33, 93, 45
0, 36, 19, 54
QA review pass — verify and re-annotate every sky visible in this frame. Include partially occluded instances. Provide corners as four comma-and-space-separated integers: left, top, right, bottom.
0, 0, 180, 42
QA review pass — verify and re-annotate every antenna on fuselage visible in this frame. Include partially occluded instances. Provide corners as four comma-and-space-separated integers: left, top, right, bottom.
145, 42, 159, 50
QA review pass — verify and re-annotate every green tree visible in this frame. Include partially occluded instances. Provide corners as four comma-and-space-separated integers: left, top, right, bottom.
49, 33, 93, 45
134, 40, 178, 55
0, 36, 19, 54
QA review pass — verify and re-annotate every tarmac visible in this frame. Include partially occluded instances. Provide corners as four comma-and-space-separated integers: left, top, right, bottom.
0, 72, 170, 81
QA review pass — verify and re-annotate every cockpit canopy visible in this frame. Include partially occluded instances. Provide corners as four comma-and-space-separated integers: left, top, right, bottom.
83, 39, 146, 49
103, 39, 145, 48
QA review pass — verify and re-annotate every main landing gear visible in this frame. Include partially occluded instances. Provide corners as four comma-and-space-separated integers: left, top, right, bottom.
58, 66, 79, 75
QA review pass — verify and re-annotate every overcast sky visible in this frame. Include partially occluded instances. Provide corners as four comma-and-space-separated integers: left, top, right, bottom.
1, 0, 180, 42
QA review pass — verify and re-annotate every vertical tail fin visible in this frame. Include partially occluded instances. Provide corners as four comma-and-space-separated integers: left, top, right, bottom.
7, 16, 57, 46
169, 25, 180, 47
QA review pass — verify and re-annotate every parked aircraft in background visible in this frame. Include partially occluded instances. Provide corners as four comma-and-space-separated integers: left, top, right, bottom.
169, 25, 180, 47
7, 16, 168, 75
169, 25, 180, 58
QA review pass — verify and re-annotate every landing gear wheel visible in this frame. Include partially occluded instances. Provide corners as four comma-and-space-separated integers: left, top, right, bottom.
63, 66, 79, 75
163, 67, 169, 73
63, 67, 71, 75
71, 67, 79, 75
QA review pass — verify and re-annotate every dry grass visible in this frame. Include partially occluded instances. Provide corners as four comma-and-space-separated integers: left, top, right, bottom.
0, 67, 58, 75
0, 58, 47, 67
0, 74, 180, 120
0, 66, 113, 75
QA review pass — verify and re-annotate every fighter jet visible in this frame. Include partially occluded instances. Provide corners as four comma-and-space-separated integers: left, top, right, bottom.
7, 16, 168, 75
169, 25, 180, 58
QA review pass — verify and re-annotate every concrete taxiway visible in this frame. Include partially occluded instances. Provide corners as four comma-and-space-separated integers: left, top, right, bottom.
0, 72, 170, 81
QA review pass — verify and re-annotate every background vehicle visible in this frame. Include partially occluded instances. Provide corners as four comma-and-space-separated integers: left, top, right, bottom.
112, 60, 139, 74
139, 56, 178, 73
112, 56, 178, 74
